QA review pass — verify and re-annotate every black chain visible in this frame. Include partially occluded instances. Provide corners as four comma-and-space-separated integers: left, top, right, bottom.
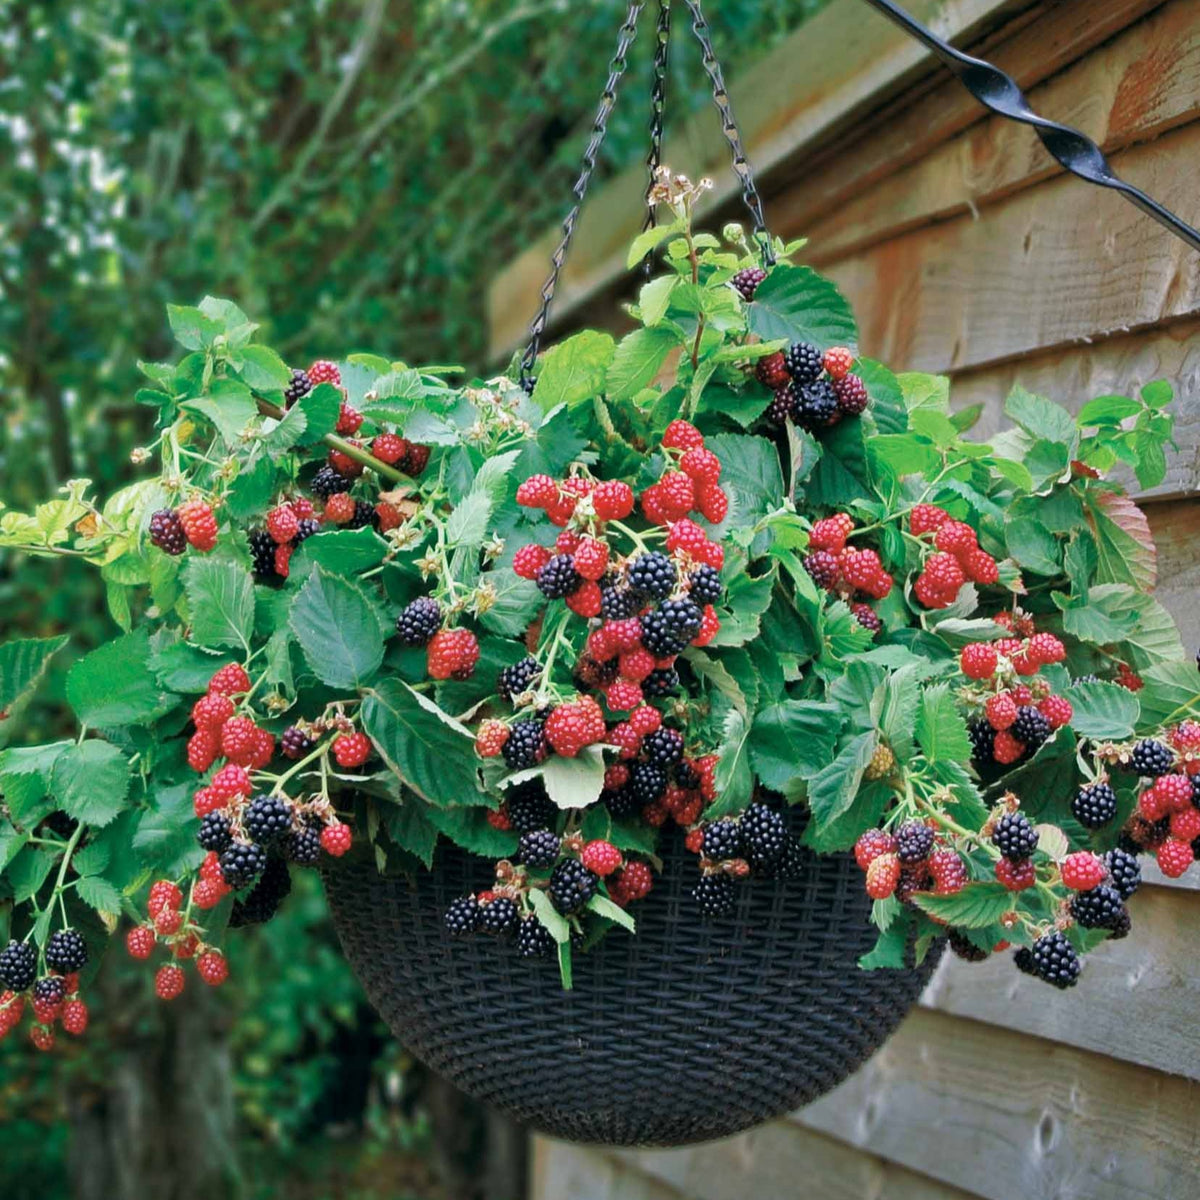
642, 0, 672, 257
520, 0, 647, 388
682, 0, 775, 265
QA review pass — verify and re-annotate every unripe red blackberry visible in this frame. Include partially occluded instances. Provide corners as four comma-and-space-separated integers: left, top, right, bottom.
755, 352, 789, 389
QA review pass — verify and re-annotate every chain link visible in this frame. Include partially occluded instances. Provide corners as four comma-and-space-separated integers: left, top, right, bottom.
682, 0, 775, 265
520, 0, 647, 387
642, 0, 672, 260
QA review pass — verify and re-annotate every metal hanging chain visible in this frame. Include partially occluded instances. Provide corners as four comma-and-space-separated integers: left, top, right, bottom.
642, 0, 672, 258
520, 0, 647, 388
860, 0, 1200, 254
682, 0, 776, 266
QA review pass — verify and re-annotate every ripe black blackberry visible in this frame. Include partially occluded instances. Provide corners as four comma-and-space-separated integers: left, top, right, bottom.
762, 834, 807, 880
628, 761, 668, 806
444, 896, 480, 936
518, 829, 561, 869
992, 811, 1039, 862
1011, 706, 1051, 752
741, 803, 786, 869
506, 781, 555, 833
948, 929, 989, 963
693, 874, 736, 919
1103, 847, 1142, 900
395, 596, 443, 646
0, 940, 37, 988
1108, 908, 1133, 939
499, 656, 541, 701
792, 380, 838, 430
640, 598, 703, 656
309, 465, 346, 500
702, 819, 744, 861
281, 725, 315, 760
674, 759, 701, 790
0, 941, 37, 991
627, 552, 677, 601
642, 727, 684, 768
687, 564, 723, 606
229, 856, 291, 927
284, 368, 312, 406
249, 529, 278, 579
1070, 885, 1125, 930
293, 517, 321, 545
149, 509, 187, 555
286, 822, 323, 865
764, 383, 795, 425
1030, 930, 1082, 989
197, 811, 233, 853
219, 840, 268, 888
480, 897, 518, 934
1072, 782, 1118, 829
536, 554, 582, 600
602, 786, 642, 820
599, 576, 641, 620
730, 266, 766, 300
348, 499, 378, 531
45, 928, 88, 975
1130, 738, 1173, 777
502, 719, 546, 770
782, 341, 823, 385
548, 859, 598, 914
244, 795, 293, 846
968, 718, 996, 763
642, 667, 680, 698
896, 821, 935, 865
516, 916, 556, 958
34, 976, 67, 1006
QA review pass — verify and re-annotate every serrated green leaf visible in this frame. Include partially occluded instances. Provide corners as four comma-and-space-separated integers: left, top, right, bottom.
859, 913, 912, 969
297, 528, 390, 575
50, 740, 131, 828
0, 635, 67, 712
1062, 681, 1139, 739
289, 568, 386, 689
912, 882, 1013, 928
424, 804, 518, 859
638, 276, 677, 326
183, 378, 256, 445
66, 629, 177, 728
132, 783, 202, 876
748, 701, 841, 790
1004, 385, 1078, 451
517, 746, 607, 811
807, 731, 876, 831
445, 489, 493, 550
167, 304, 222, 351
235, 344, 292, 390
530, 330, 615, 411
1137, 661, 1200, 728
1005, 517, 1061, 576
75, 874, 124, 916
587, 893, 635, 932
916, 683, 971, 764
184, 556, 256, 652
746, 265, 857, 349
296, 382, 343, 442
527, 888, 570, 943
606, 327, 678, 404
1077, 395, 1141, 426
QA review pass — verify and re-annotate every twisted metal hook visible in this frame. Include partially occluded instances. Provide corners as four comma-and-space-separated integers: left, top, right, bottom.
861, 0, 1200, 254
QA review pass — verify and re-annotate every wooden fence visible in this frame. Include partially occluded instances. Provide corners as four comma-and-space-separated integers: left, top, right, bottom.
487, 2, 1200, 1196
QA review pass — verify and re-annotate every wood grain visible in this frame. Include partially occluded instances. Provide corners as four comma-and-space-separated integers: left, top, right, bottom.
1146, 497, 1200, 655
824, 120, 1200, 376
804, 0, 1200, 264
922, 885, 1200, 1080
795, 1007, 1200, 1200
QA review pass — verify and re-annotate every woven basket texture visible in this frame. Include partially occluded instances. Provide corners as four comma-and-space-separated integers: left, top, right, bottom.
324, 831, 941, 1147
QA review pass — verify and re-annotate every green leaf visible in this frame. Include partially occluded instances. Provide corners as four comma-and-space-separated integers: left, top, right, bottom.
859, 914, 912, 969
1062, 681, 1139, 739
1077, 395, 1141, 426
1087, 491, 1156, 592
183, 378, 256, 445
75, 874, 124, 916
225, 454, 278, 522
296, 382, 344, 442
530, 330, 615, 411
916, 683, 971, 764
807, 731, 876, 831
50, 740, 131, 828
705, 706, 755, 818
1141, 379, 1174, 408
704, 434, 784, 524
133, 783, 202, 877
424, 805, 518, 859
746, 265, 857, 349
1005, 518, 1061, 576
587, 893, 635, 933
527, 889, 570, 944
1137, 662, 1200, 728
0, 635, 67, 711
184, 557, 256, 652
445, 489, 493, 550
235, 344, 292, 390
625, 218, 684, 268
912, 881, 1013, 928
606, 327, 678, 404
638, 276, 677, 326
880, 665, 922, 764
1004, 385, 1078, 450
899, 373, 950, 414
260, 404, 308, 459
478, 569, 543, 638
513, 746, 606, 811
747, 701, 841, 790
66, 629, 177, 728
290, 568, 386, 690
167, 304, 222, 351
297, 528, 390, 575
361, 679, 479, 806
8, 847, 58, 904
380, 800, 439, 868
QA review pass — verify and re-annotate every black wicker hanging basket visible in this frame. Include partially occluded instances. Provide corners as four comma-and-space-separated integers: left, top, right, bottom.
324, 831, 941, 1147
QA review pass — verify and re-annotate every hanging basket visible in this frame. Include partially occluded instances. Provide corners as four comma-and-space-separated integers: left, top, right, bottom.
324, 831, 941, 1146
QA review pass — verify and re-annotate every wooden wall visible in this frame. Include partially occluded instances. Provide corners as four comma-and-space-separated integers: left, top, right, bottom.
488, 2, 1200, 1196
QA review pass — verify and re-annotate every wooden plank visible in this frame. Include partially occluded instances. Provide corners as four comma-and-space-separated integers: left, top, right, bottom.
806, 0, 1200, 264
486, 0, 1032, 359
611, 1118, 979, 1200
795, 1007, 1200, 1200
951, 317, 1200, 498
922, 885, 1200, 1080
823, 120, 1200, 376
531, 1139, 680, 1200
1146, 497, 1200, 659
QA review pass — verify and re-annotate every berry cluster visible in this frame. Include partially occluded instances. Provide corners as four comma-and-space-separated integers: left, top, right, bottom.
908, 505, 999, 609
123, 881, 231, 1002
854, 821, 967, 904
149, 498, 219, 555
755, 342, 868, 433
958, 629, 1073, 767
395, 595, 481, 681
250, 496, 321, 580
0, 929, 90, 1051
802, 512, 893, 634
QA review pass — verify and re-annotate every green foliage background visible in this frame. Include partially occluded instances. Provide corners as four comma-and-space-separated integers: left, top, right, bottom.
0, 2, 828, 1195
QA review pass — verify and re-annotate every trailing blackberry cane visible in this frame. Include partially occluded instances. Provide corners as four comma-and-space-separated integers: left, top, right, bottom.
1, 0, 1195, 1152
